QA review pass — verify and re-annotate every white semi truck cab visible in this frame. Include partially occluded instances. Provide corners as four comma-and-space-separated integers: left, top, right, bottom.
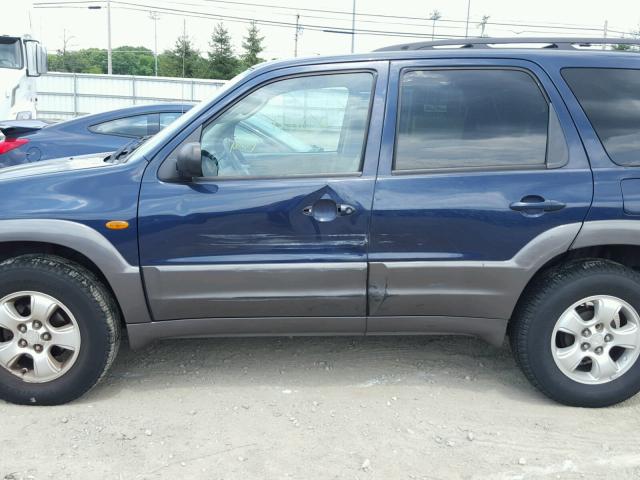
0, 34, 47, 121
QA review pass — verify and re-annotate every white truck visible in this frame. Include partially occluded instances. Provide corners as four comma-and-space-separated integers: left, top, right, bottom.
0, 34, 47, 121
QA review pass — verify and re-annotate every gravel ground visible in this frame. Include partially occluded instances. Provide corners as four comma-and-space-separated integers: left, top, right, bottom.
2, 334, 640, 480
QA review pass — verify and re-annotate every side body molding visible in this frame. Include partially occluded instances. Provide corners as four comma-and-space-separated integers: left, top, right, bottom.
0, 219, 151, 324
368, 223, 582, 321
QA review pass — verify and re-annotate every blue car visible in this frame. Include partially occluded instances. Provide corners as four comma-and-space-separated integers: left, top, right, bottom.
0, 103, 192, 167
2, 37, 640, 407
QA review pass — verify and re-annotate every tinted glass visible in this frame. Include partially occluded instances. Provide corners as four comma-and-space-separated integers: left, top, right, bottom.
199, 72, 373, 177
562, 68, 640, 166
395, 69, 549, 171
91, 114, 152, 137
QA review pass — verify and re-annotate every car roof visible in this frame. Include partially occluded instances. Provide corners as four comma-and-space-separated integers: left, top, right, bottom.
249, 42, 640, 75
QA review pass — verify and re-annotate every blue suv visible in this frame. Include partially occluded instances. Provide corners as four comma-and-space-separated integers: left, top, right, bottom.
1, 37, 639, 407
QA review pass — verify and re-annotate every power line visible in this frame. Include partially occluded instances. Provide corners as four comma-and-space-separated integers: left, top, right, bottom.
34, 0, 634, 35
35, 1, 473, 39
35, 0, 637, 41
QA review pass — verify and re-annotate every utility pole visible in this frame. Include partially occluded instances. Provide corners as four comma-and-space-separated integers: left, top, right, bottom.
149, 11, 160, 76
182, 18, 186, 79
107, 0, 112, 75
478, 15, 490, 37
429, 10, 441, 41
351, 0, 356, 53
465, 0, 471, 38
603, 20, 608, 50
294, 14, 300, 57
87, 3, 112, 73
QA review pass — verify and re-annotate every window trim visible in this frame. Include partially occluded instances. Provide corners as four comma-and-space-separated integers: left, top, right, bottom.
561, 66, 640, 168
391, 66, 553, 175
194, 69, 378, 181
88, 111, 183, 138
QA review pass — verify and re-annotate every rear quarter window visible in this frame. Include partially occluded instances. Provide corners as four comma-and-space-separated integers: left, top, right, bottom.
90, 114, 153, 137
562, 68, 640, 166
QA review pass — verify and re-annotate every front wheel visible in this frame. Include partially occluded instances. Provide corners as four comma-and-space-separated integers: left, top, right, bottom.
510, 259, 640, 407
0, 255, 120, 405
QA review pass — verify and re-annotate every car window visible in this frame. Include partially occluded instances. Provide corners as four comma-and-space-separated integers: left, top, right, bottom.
160, 112, 182, 129
233, 124, 280, 154
562, 68, 640, 166
90, 114, 154, 137
394, 69, 549, 171
199, 72, 374, 177
0, 37, 22, 69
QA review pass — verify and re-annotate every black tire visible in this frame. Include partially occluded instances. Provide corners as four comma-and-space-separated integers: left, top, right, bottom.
510, 259, 640, 407
0, 254, 120, 405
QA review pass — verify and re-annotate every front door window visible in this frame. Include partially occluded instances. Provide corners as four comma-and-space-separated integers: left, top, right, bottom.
199, 72, 374, 177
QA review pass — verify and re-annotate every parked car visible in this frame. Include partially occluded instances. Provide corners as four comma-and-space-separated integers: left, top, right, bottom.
0, 105, 324, 167
1, 37, 640, 407
0, 103, 192, 167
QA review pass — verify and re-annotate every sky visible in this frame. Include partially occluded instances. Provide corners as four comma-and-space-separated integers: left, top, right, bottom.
1, 0, 639, 61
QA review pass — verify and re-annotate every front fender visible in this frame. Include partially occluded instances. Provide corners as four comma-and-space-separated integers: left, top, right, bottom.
0, 219, 151, 324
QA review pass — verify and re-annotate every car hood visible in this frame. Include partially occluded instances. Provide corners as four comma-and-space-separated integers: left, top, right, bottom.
0, 151, 114, 181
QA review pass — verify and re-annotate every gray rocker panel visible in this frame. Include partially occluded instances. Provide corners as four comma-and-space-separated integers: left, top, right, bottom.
126, 315, 505, 349
0, 219, 151, 324
142, 262, 368, 320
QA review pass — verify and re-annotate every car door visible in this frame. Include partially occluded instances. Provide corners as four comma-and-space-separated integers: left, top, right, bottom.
138, 61, 388, 334
367, 59, 593, 332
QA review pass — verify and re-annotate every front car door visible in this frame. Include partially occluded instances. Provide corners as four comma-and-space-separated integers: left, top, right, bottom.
138, 61, 388, 335
368, 58, 593, 342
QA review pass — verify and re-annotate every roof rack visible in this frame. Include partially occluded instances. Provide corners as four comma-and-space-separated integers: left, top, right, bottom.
375, 37, 640, 52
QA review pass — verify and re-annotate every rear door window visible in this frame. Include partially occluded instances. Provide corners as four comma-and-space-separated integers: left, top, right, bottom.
394, 69, 549, 171
562, 68, 640, 166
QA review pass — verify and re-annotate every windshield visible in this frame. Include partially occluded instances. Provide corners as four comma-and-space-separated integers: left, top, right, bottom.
0, 37, 23, 70
129, 69, 254, 162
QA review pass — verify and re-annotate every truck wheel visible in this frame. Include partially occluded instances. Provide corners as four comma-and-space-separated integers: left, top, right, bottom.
510, 259, 640, 407
0, 255, 120, 405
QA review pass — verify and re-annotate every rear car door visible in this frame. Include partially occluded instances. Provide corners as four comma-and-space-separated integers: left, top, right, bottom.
138, 61, 388, 334
368, 59, 593, 332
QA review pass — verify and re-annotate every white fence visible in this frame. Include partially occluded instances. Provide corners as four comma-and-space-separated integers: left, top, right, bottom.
36, 72, 226, 120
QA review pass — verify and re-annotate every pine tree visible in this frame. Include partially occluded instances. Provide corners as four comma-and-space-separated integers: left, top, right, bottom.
241, 21, 265, 68
207, 22, 239, 80
158, 35, 205, 78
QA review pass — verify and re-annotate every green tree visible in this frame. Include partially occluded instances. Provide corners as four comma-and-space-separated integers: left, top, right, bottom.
112, 46, 154, 75
241, 21, 265, 68
47, 48, 106, 73
158, 35, 206, 78
206, 22, 239, 80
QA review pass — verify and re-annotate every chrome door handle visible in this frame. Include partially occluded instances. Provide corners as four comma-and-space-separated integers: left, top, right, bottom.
510, 196, 566, 213
302, 200, 356, 222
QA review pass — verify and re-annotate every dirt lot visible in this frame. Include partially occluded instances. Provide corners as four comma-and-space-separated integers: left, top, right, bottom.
2, 334, 640, 480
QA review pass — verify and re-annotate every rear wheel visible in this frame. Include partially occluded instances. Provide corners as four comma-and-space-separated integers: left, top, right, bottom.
0, 255, 120, 405
510, 259, 640, 407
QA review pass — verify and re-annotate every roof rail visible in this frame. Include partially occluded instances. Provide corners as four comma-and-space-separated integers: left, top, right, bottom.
375, 37, 640, 52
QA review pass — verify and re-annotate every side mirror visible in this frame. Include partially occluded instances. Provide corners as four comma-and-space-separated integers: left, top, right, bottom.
38, 45, 48, 74
24, 40, 40, 77
176, 142, 203, 179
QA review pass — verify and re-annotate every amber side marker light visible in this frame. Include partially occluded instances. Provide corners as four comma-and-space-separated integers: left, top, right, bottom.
105, 220, 129, 230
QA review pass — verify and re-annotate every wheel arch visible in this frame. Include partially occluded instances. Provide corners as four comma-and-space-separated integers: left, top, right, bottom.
0, 219, 151, 325
509, 240, 640, 334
